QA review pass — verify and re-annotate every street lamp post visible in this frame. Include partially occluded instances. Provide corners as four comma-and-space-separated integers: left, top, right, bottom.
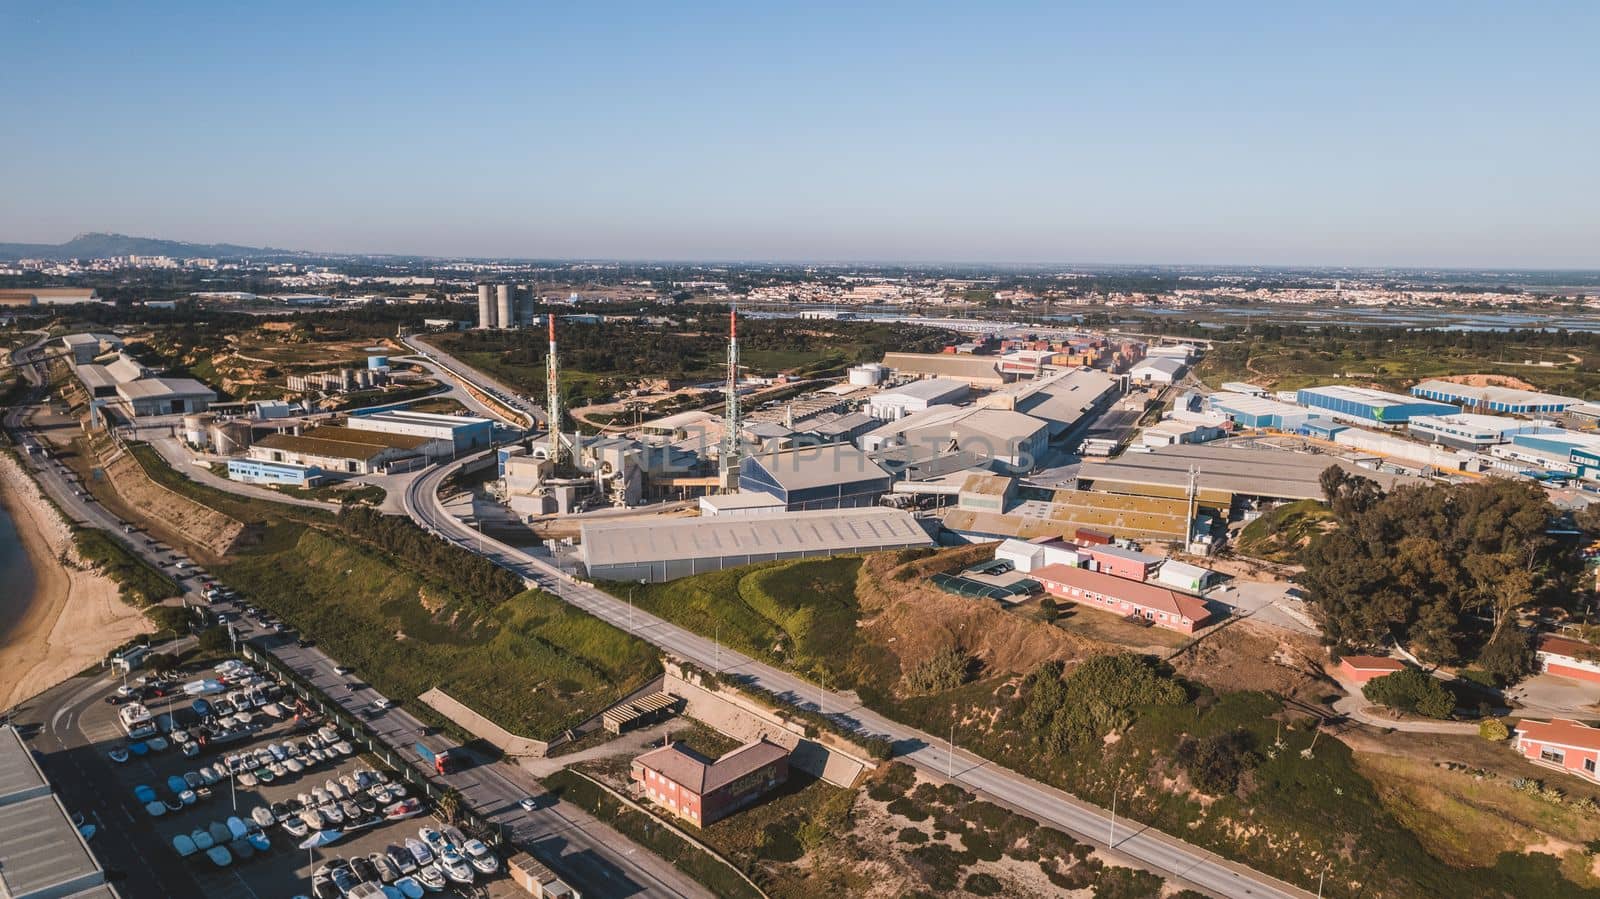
714, 621, 721, 673
947, 722, 955, 779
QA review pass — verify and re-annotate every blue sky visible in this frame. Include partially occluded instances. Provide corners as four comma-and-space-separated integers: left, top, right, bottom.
2, 1, 1597, 266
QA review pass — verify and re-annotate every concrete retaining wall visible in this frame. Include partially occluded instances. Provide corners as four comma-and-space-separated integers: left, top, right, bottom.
419, 687, 558, 758
663, 660, 875, 788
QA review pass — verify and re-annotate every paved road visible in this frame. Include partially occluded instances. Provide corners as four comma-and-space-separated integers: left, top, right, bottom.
3, 339, 711, 899
405, 456, 1313, 899
402, 335, 543, 429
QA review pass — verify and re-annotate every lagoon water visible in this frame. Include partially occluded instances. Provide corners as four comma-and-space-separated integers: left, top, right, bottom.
0, 498, 37, 643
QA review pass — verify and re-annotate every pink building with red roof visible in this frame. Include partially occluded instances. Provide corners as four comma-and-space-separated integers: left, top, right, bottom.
1337, 655, 1408, 684
1030, 564, 1211, 634
1535, 634, 1600, 684
1515, 718, 1600, 783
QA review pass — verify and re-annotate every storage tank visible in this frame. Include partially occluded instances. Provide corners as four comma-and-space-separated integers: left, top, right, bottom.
496, 284, 513, 330
477, 284, 496, 329
340, 368, 355, 390
209, 420, 253, 455
848, 363, 886, 386
182, 413, 215, 447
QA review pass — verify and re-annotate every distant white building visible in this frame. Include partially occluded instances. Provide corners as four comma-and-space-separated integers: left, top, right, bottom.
865, 378, 970, 420
1130, 357, 1185, 384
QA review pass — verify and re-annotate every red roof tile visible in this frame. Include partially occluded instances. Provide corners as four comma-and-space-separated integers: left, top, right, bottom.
1031, 563, 1210, 622
1537, 634, 1600, 661
1517, 718, 1600, 753
1339, 655, 1406, 672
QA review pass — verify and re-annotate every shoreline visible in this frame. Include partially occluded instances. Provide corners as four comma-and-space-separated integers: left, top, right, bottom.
0, 451, 151, 712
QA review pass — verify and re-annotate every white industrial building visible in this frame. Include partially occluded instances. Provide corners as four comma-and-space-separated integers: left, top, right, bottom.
865, 378, 970, 420
1407, 413, 1550, 450
1154, 559, 1214, 593
115, 378, 218, 417
698, 491, 788, 517
577, 508, 934, 582
994, 537, 1081, 573
1130, 356, 1186, 384
345, 409, 494, 454
860, 406, 1050, 471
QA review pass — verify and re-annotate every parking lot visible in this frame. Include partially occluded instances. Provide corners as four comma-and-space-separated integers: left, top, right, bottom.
84, 658, 522, 899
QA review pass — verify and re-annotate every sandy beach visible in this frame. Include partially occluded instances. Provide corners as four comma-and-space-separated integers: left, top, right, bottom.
0, 452, 151, 711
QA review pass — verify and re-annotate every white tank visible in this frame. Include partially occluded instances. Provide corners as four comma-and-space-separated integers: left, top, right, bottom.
182, 413, 216, 447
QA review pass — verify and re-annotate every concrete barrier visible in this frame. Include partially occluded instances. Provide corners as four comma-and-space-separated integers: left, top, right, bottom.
418, 687, 559, 758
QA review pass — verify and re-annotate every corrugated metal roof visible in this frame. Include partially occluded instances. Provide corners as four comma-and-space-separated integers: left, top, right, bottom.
581, 508, 930, 568
747, 445, 891, 492
0, 794, 103, 899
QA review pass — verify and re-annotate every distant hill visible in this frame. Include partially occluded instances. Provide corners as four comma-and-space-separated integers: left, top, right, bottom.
0, 232, 302, 261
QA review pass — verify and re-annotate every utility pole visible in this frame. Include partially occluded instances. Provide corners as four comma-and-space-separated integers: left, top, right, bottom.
714, 621, 721, 673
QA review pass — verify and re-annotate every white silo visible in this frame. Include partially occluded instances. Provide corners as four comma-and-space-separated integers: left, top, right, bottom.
496, 284, 513, 329
477, 284, 496, 329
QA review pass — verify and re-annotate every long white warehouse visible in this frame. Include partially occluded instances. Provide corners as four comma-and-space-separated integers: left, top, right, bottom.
578, 508, 933, 582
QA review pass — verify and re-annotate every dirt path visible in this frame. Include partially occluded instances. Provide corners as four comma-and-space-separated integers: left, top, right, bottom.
0, 454, 150, 711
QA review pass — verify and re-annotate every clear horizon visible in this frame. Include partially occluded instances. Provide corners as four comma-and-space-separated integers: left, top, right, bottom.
4, 1, 1597, 268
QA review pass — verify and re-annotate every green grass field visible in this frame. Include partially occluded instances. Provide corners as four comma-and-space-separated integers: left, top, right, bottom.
1197, 336, 1600, 398
607, 556, 899, 693
220, 528, 658, 737
72, 526, 179, 606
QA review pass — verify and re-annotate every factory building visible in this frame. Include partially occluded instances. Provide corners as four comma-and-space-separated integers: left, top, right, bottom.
986, 367, 1121, 440
1129, 356, 1185, 384
1406, 413, 1550, 450
1295, 385, 1457, 427
1206, 392, 1313, 431
578, 507, 932, 582
865, 378, 970, 420
1410, 380, 1580, 416
740, 445, 894, 511
57, 332, 123, 364
346, 409, 493, 454
115, 377, 217, 417
0, 726, 120, 899
226, 458, 325, 487
1077, 444, 1416, 504
880, 352, 1013, 388
247, 424, 440, 475
860, 406, 1050, 471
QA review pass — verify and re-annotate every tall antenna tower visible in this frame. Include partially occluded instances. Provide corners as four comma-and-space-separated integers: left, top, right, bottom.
721, 305, 742, 488
546, 313, 566, 465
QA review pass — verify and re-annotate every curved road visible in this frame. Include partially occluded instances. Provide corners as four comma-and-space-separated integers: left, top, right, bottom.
405, 455, 1314, 899
3, 336, 711, 899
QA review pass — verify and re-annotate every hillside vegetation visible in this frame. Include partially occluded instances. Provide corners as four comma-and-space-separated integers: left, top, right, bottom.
221, 528, 657, 737
1235, 499, 1335, 563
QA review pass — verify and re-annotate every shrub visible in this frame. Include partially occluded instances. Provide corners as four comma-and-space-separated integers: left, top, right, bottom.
903, 646, 974, 694
898, 827, 929, 845
1362, 668, 1455, 719
1175, 729, 1260, 794
1479, 717, 1510, 742
1093, 865, 1165, 899
1039, 596, 1059, 623
1021, 655, 1187, 755
963, 872, 1004, 896
197, 626, 230, 652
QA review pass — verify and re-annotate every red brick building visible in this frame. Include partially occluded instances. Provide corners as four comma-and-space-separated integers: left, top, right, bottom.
1337, 655, 1407, 684
1515, 718, 1600, 783
631, 737, 789, 826
1030, 564, 1210, 634
1535, 634, 1600, 684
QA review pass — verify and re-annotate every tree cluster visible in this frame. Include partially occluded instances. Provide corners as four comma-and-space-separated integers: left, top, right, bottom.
333, 506, 524, 606
1020, 654, 1186, 757
1360, 668, 1455, 719
1302, 468, 1577, 673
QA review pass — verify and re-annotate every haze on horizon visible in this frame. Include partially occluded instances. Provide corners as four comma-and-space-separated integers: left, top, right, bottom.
3, 1, 1597, 269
